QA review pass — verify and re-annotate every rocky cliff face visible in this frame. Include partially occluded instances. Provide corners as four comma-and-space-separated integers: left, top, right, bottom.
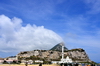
17, 49, 91, 62
17, 44, 91, 62
17, 50, 61, 60
66, 48, 91, 62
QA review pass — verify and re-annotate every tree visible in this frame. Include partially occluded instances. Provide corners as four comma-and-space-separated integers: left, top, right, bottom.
11, 60, 17, 64
3, 60, 8, 64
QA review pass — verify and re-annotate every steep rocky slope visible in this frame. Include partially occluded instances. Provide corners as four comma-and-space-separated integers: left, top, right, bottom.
66, 48, 91, 62
50, 43, 68, 51
17, 43, 91, 62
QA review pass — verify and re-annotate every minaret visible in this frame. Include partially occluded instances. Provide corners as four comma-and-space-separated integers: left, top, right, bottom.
59, 42, 66, 63
62, 45, 64, 60
60, 42, 64, 60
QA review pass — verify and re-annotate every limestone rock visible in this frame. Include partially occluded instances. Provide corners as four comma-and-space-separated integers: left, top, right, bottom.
17, 43, 91, 62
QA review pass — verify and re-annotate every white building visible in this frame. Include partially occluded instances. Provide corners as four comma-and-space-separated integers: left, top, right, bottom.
51, 61, 59, 64
35, 60, 43, 63
8, 56, 17, 60
59, 56, 73, 63
21, 60, 33, 64
4, 56, 18, 63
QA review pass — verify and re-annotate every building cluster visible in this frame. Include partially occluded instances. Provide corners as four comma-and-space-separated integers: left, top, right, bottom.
0, 56, 73, 64
0, 56, 18, 64
0, 56, 44, 64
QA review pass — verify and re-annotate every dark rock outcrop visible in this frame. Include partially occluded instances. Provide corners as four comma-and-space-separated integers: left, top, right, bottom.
50, 43, 68, 51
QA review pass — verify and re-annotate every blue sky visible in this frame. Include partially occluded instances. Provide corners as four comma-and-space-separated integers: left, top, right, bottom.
0, 0, 100, 62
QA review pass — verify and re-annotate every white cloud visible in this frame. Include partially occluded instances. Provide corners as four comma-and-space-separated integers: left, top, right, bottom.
0, 15, 63, 52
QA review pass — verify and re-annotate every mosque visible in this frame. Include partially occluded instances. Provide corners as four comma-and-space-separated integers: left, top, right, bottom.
52, 45, 73, 64
59, 45, 72, 63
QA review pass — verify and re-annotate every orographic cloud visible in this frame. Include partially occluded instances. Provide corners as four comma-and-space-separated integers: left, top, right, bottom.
0, 15, 63, 52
